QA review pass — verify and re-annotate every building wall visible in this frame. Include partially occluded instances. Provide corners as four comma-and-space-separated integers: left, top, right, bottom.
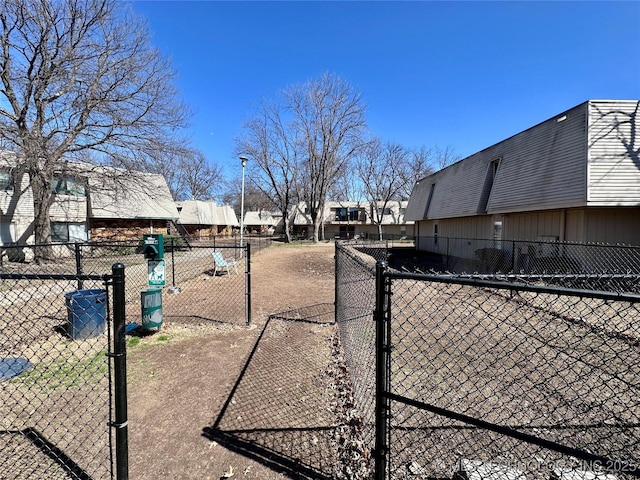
0, 172, 35, 244
503, 210, 564, 241
584, 207, 640, 245
588, 100, 640, 206
90, 219, 170, 242
49, 195, 87, 222
419, 206, 640, 249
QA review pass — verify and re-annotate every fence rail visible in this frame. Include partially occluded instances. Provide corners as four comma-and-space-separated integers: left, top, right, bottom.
335, 241, 640, 480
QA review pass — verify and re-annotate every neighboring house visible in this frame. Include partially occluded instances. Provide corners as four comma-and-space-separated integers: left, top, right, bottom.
291, 200, 413, 239
242, 210, 280, 235
405, 99, 640, 259
216, 204, 240, 235
176, 200, 239, 238
87, 166, 179, 241
0, 151, 37, 246
0, 151, 179, 249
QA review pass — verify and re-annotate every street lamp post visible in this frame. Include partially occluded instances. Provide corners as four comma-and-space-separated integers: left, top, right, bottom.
239, 155, 248, 257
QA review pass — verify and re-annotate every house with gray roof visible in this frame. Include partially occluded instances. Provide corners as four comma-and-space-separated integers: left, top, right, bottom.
291, 200, 413, 240
176, 200, 239, 238
242, 210, 280, 235
0, 152, 179, 249
405, 99, 640, 266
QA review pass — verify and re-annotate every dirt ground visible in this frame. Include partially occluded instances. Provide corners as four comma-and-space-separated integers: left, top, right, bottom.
126, 242, 355, 480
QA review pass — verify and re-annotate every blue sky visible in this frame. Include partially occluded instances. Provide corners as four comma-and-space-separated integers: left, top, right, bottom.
131, 1, 640, 181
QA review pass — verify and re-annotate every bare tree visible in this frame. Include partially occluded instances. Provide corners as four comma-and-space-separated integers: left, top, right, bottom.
0, 0, 188, 259
177, 149, 223, 201
235, 97, 300, 242
222, 178, 275, 217
433, 144, 460, 170
357, 138, 410, 240
396, 145, 459, 200
289, 72, 367, 242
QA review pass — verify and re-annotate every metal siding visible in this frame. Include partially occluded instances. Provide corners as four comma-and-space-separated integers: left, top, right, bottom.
428, 158, 490, 218
405, 180, 432, 220
537, 211, 561, 238
588, 100, 640, 206
440, 215, 493, 239
564, 209, 585, 242
49, 196, 88, 221
584, 208, 640, 245
418, 103, 590, 221
0, 174, 34, 218
503, 210, 562, 241
487, 103, 588, 212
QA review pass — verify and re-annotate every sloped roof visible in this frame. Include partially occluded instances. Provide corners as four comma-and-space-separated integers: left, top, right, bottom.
404, 100, 639, 220
87, 167, 178, 220
244, 211, 278, 226
0, 153, 178, 221
217, 204, 239, 227
177, 200, 219, 225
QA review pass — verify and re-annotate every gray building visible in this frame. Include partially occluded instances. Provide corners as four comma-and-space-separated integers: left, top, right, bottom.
406, 100, 640, 254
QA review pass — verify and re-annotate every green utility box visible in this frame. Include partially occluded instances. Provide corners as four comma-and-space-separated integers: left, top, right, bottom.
142, 234, 164, 260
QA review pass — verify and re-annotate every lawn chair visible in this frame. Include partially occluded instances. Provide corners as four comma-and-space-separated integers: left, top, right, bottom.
212, 251, 239, 276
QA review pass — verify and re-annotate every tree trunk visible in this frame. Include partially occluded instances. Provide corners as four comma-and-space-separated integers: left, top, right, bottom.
29, 169, 55, 262
283, 215, 292, 243
311, 210, 320, 243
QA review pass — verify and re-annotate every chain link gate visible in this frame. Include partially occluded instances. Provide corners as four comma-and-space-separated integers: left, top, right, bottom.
374, 262, 640, 480
0, 265, 128, 479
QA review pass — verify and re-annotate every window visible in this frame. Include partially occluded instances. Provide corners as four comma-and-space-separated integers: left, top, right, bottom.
478, 159, 500, 213
51, 222, 88, 243
0, 221, 16, 245
424, 184, 435, 217
339, 225, 355, 239
0, 169, 14, 191
493, 221, 503, 241
335, 207, 359, 222
52, 175, 86, 196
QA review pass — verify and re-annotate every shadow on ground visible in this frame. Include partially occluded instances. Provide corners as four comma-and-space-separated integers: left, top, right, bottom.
202, 303, 339, 479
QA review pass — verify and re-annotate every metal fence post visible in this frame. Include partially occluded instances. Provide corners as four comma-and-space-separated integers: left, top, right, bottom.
245, 243, 251, 326
446, 236, 450, 271
111, 263, 129, 480
170, 237, 176, 288
75, 243, 83, 290
334, 242, 339, 324
374, 260, 389, 480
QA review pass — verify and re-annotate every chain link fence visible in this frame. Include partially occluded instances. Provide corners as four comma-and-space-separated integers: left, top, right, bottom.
335, 243, 378, 472
380, 271, 640, 480
1, 238, 254, 327
0, 236, 257, 478
413, 236, 640, 293
335, 241, 640, 480
0, 270, 116, 479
